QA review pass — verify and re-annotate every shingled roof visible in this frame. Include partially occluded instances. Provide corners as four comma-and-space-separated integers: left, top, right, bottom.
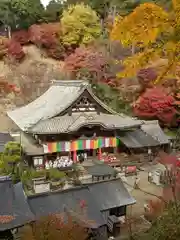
141, 120, 169, 145
29, 113, 142, 134
7, 80, 142, 132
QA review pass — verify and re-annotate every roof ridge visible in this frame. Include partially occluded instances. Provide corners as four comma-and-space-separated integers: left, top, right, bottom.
51, 80, 89, 87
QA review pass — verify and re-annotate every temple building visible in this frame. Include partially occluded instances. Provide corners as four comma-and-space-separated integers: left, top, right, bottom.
7, 80, 170, 169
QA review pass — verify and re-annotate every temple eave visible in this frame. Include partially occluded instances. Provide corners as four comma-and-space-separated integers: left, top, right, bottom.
27, 113, 142, 134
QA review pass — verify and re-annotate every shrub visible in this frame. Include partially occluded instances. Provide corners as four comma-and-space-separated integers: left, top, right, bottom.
61, 3, 101, 46
48, 168, 66, 181
133, 87, 176, 124
12, 30, 30, 45
21, 169, 46, 185
7, 40, 25, 61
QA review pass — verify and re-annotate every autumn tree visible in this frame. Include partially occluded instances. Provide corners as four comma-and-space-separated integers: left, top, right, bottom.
111, 0, 180, 83
63, 46, 113, 82
61, 3, 101, 46
133, 87, 176, 124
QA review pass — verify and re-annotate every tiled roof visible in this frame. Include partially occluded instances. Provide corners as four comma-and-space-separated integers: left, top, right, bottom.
28, 186, 105, 229
0, 180, 34, 231
141, 120, 170, 145
29, 113, 142, 134
88, 179, 136, 211
7, 80, 118, 131
118, 129, 160, 148
28, 178, 135, 227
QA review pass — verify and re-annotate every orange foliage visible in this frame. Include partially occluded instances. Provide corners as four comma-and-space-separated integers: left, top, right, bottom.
0, 215, 15, 224
110, 1, 180, 82
111, 3, 169, 47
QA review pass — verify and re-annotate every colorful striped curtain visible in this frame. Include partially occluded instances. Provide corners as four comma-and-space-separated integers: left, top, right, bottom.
45, 137, 120, 153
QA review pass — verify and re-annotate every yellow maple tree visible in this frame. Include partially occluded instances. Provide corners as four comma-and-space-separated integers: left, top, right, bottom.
111, 0, 180, 83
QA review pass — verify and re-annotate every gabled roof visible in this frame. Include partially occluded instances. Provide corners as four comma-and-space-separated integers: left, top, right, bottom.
118, 129, 160, 148
7, 80, 119, 131
88, 179, 136, 211
141, 120, 169, 145
28, 178, 135, 227
28, 186, 105, 229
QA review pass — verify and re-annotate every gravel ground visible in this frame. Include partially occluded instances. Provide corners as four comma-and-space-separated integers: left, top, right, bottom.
123, 164, 163, 216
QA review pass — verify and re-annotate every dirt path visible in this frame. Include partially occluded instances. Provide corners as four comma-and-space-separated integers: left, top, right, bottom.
124, 166, 163, 216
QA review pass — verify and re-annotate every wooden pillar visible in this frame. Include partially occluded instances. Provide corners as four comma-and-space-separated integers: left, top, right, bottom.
93, 149, 96, 158
93, 137, 96, 158
73, 151, 77, 163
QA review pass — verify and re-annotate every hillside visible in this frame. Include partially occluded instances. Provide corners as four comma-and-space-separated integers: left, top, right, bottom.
0, 45, 64, 131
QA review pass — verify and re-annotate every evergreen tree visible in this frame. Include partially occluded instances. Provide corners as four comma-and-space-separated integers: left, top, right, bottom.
11, 0, 45, 29
45, 0, 64, 22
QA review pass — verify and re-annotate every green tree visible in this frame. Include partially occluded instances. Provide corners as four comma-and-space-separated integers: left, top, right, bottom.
92, 82, 132, 114
61, 3, 101, 46
0, 0, 17, 29
138, 202, 180, 240
11, 0, 45, 29
0, 141, 22, 177
45, 0, 64, 22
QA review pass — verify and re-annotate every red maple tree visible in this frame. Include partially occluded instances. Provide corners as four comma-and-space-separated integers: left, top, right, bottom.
7, 40, 25, 61
64, 46, 117, 86
133, 87, 176, 124
12, 30, 30, 45
28, 23, 65, 59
